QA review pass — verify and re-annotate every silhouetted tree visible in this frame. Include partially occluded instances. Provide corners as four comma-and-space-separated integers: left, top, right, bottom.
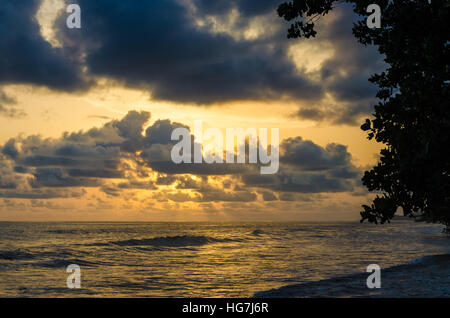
278, 0, 450, 227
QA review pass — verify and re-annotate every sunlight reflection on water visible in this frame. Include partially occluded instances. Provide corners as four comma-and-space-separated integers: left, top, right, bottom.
0, 220, 447, 297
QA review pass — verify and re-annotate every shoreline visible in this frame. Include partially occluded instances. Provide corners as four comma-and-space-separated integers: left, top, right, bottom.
254, 254, 450, 298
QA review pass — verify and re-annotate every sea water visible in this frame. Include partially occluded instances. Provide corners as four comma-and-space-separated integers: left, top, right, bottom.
0, 220, 448, 297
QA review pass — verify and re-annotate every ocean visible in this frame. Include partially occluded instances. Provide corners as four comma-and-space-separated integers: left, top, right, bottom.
0, 219, 448, 297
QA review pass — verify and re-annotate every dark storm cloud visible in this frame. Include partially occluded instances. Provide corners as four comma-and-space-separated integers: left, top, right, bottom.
275, 172, 353, 193
296, 102, 375, 126
1, 139, 19, 159
296, 107, 324, 122
31, 168, 101, 188
99, 179, 158, 196
13, 166, 28, 173
241, 174, 278, 186
54, 0, 322, 104
113, 110, 151, 152
67, 168, 124, 179
144, 120, 189, 146
0, 110, 362, 201
281, 137, 351, 171
328, 165, 359, 179
319, 4, 384, 97
1, 111, 153, 191
0, 182, 16, 190
240, 135, 360, 193
54, 144, 118, 158
148, 162, 252, 176
331, 103, 374, 126
0, 1, 87, 91
143, 128, 361, 193
19, 155, 120, 170
0, 0, 387, 131
0, 0, 384, 127
138, 118, 255, 176
193, 0, 280, 17
292, 4, 386, 125
242, 170, 354, 193
327, 74, 378, 102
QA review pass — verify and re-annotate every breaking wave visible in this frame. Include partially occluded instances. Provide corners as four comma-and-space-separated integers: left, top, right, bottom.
0, 249, 35, 260
92, 235, 237, 248
32, 258, 98, 268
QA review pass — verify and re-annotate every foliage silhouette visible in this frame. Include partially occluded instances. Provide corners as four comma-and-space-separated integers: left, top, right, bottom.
278, 0, 450, 227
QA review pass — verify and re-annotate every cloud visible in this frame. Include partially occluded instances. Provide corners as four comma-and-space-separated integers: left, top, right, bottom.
258, 190, 278, 201
193, 0, 281, 17
175, 177, 203, 190
199, 189, 257, 202
138, 118, 255, 175
86, 115, 111, 120
1, 139, 19, 159
116, 180, 157, 190
296, 102, 374, 126
0, 1, 87, 91
275, 172, 354, 193
0, 89, 26, 119
155, 175, 178, 186
0, 89, 16, 105
67, 168, 124, 179
281, 137, 351, 171
53, 1, 382, 123
0, 1, 386, 126
31, 168, 101, 188
0, 188, 86, 199
292, 4, 386, 125
53, 0, 322, 104
148, 161, 253, 176
0, 158, 27, 190
144, 120, 189, 145
0, 110, 362, 203
242, 171, 354, 194
0, 111, 152, 192
240, 135, 360, 193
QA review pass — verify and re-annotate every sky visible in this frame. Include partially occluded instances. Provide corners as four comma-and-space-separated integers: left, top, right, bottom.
0, 0, 386, 221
